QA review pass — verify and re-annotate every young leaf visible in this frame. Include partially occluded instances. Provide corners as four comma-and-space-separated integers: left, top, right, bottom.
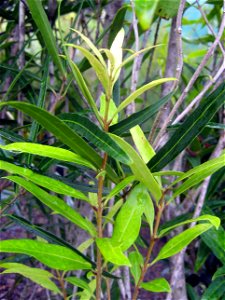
0, 239, 92, 271
128, 251, 144, 285
113, 78, 176, 116
99, 93, 118, 125
105, 175, 135, 201
109, 92, 173, 135
148, 82, 225, 171
0, 160, 89, 202
96, 238, 131, 266
65, 277, 91, 293
26, 0, 65, 76
158, 215, 220, 237
110, 134, 162, 201
143, 192, 155, 234
64, 44, 109, 91
0, 143, 95, 170
130, 125, 155, 163
5, 176, 96, 236
111, 184, 147, 251
151, 223, 213, 265
59, 114, 131, 164
141, 278, 171, 293
0, 263, 60, 294
0, 102, 119, 183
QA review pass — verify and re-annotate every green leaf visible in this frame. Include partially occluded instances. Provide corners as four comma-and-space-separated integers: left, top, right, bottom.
0, 129, 26, 142
6, 214, 95, 267
113, 78, 176, 116
26, 0, 65, 76
158, 215, 220, 237
212, 266, 225, 280
141, 278, 171, 293
110, 134, 162, 201
0, 262, 60, 294
194, 242, 210, 272
151, 223, 213, 265
65, 44, 109, 91
0, 160, 89, 202
105, 176, 135, 201
0, 102, 119, 183
100, 93, 118, 125
65, 277, 91, 293
201, 278, 225, 300
104, 199, 123, 226
130, 125, 155, 163
5, 176, 96, 236
155, 0, 180, 19
0, 239, 92, 271
148, 83, 225, 171
128, 251, 144, 285
59, 114, 131, 164
111, 184, 147, 251
109, 92, 173, 135
96, 238, 131, 266
0, 143, 95, 170
135, 0, 159, 30
143, 192, 155, 234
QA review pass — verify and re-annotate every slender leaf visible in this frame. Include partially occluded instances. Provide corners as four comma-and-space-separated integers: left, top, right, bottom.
109, 92, 172, 135
141, 278, 171, 293
111, 184, 147, 251
104, 199, 123, 225
0, 160, 89, 201
96, 238, 131, 266
5, 176, 96, 236
65, 277, 91, 293
151, 223, 213, 265
143, 192, 155, 234
0, 102, 119, 182
113, 78, 176, 116
129, 251, 144, 285
194, 242, 210, 272
158, 215, 220, 237
148, 83, 225, 171
26, 0, 65, 76
212, 266, 225, 280
59, 114, 131, 164
0, 143, 95, 170
105, 175, 135, 201
201, 278, 225, 300
0, 263, 60, 293
110, 134, 162, 201
130, 125, 155, 163
0, 239, 92, 271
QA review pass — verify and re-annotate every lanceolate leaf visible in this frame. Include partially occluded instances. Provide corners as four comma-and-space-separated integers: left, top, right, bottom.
201, 278, 225, 300
151, 223, 213, 265
0, 160, 89, 201
110, 134, 162, 201
0, 102, 119, 183
212, 266, 225, 280
158, 215, 220, 237
26, 0, 65, 76
65, 277, 91, 293
113, 78, 176, 115
129, 251, 144, 285
96, 238, 131, 266
0, 263, 60, 293
141, 278, 171, 293
0, 143, 95, 170
0, 239, 92, 271
105, 175, 135, 201
59, 114, 131, 164
148, 83, 225, 171
5, 176, 96, 236
6, 214, 95, 266
109, 92, 173, 135
111, 184, 147, 251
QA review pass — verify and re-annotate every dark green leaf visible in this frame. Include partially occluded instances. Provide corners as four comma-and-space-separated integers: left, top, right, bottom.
201, 278, 225, 300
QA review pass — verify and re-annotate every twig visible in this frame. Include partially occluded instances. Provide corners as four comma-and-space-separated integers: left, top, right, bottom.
154, 5, 225, 148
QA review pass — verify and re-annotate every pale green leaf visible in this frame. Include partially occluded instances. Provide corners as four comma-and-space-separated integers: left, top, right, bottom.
0, 160, 89, 202
105, 176, 135, 201
143, 191, 155, 234
111, 184, 147, 251
96, 238, 131, 266
5, 176, 96, 236
100, 93, 118, 125
141, 278, 171, 293
151, 223, 213, 265
0, 263, 60, 294
0, 239, 92, 271
129, 251, 144, 285
0, 142, 95, 170
110, 134, 162, 201
104, 199, 124, 225
114, 78, 176, 115
65, 277, 91, 293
